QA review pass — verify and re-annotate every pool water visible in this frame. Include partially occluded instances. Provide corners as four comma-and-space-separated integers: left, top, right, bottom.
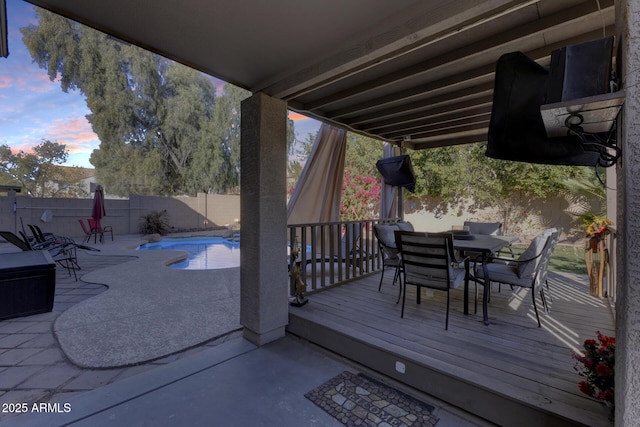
136, 236, 240, 270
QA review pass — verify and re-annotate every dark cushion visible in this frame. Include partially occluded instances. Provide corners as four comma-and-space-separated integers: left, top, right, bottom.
374, 224, 399, 248
396, 221, 414, 232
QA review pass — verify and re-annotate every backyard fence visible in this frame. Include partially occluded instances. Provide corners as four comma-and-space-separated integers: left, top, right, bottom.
0, 191, 240, 239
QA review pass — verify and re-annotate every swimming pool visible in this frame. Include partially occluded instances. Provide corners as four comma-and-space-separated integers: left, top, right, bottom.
136, 236, 240, 270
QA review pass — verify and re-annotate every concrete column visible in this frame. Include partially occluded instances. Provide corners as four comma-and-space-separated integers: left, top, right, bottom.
129, 195, 141, 235
197, 192, 207, 229
240, 92, 288, 346
615, 1, 640, 424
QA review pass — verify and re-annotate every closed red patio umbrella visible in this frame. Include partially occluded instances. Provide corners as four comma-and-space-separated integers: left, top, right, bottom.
92, 184, 106, 229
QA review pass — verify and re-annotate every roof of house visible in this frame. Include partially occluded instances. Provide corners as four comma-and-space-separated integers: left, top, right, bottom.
50, 165, 95, 182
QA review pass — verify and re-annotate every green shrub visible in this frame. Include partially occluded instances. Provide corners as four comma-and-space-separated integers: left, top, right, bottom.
139, 210, 170, 235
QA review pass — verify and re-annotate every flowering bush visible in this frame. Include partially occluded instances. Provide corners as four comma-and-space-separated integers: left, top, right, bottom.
573, 331, 615, 414
340, 172, 380, 221
582, 214, 614, 238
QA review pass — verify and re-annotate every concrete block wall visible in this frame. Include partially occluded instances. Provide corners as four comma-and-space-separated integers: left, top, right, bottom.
0, 193, 240, 239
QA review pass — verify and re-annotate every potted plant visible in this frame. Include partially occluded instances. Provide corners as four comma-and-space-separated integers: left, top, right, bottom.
582, 213, 613, 252
573, 331, 615, 419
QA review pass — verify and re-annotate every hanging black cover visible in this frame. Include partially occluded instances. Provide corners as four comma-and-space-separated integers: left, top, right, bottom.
486, 51, 601, 166
376, 155, 416, 192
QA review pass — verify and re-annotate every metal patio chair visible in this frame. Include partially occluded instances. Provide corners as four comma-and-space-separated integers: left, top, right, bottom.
395, 231, 467, 330
474, 228, 559, 327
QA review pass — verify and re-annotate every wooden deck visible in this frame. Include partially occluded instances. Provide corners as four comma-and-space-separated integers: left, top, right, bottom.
287, 270, 614, 427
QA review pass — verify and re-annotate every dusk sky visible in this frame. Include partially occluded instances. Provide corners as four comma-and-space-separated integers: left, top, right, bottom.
1, 0, 320, 169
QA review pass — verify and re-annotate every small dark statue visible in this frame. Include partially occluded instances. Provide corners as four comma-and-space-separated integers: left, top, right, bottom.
289, 238, 308, 307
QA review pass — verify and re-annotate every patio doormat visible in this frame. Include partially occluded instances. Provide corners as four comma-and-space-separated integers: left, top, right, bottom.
305, 371, 439, 426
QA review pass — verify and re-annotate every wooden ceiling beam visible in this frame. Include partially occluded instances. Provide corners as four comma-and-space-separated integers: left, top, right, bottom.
304, 0, 613, 111
378, 111, 492, 139
403, 133, 488, 149
322, 24, 614, 124
257, 0, 542, 99
358, 97, 493, 132
343, 83, 494, 126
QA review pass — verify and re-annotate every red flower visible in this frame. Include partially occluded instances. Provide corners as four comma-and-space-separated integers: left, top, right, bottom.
580, 357, 595, 369
578, 381, 591, 395
594, 389, 613, 402
595, 363, 612, 377
597, 331, 615, 347
574, 330, 615, 416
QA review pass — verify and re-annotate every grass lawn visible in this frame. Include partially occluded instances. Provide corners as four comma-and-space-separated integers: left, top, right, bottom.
510, 243, 587, 275
549, 244, 587, 275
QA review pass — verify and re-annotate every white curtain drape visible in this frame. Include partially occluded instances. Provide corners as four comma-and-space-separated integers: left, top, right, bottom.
379, 142, 398, 220
287, 123, 347, 224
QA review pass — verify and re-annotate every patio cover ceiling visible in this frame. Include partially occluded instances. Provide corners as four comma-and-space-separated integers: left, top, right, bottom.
25, 0, 615, 150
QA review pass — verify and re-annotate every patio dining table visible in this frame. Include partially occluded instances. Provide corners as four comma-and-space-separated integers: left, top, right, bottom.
453, 234, 519, 325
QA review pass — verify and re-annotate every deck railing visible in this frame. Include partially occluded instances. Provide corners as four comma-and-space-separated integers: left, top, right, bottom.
287, 219, 394, 295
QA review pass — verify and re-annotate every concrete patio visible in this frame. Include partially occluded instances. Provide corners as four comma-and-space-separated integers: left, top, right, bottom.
0, 234, 490, 426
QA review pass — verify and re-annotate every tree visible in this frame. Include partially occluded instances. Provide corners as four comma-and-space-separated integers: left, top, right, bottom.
344, 133, 384, 178
340, 134, 383, 220
287, 132, 316, 188
0, 140, 72, 197
408, 142, 598, 233
188, 84, 251, 195
21, 9, 293, 196
48, 166, 92, 198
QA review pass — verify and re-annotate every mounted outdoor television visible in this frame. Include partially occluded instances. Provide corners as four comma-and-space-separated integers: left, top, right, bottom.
486, 38, 617, 167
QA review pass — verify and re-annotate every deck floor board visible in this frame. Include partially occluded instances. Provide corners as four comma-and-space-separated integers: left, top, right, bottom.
288, 270, 614, 426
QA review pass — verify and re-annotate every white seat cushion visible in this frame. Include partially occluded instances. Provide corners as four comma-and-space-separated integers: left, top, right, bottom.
451, 267, 466, 289
478, 262, 533, 287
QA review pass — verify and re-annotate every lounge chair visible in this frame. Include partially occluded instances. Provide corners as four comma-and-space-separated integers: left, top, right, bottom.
0, 231, 80, 280
28, 224, 73, 246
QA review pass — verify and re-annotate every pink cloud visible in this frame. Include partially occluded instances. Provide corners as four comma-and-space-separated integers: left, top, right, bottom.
0, 75, 12, 89
47, 117, 99, 150
288, 111, 310, 121
213, 79, 226, 92
8, 118, 99, 158
4, 117, 98, 156
6, 142, 35, 154
0, 65, 55, 93
26, 72, 58, 93
0, 101, 27, 118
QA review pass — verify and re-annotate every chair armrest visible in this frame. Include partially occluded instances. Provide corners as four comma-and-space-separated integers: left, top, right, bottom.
473, 251, 545, 275
492, 251, 544, 264
451, 254, 469, 268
